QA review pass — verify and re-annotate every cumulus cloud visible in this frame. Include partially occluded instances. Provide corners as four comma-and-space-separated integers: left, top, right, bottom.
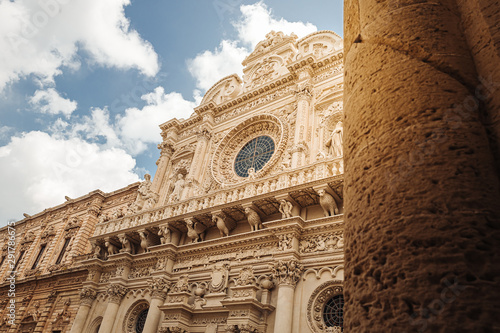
187, 41, 249, 91
0, 131, 140, 223
29, 88, 77, 117
117, 87, 196, 154
0, 0, 158, 91
187, 2, 317, 92
48, 87, 196, 156
235, 2, 317, 48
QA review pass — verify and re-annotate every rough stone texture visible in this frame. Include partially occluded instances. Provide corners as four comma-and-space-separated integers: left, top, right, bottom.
456, 0, 500, 174
343, 1, 500, 332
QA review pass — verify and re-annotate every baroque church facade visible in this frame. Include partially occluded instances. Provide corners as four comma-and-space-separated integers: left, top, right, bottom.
0, 30, 345, 333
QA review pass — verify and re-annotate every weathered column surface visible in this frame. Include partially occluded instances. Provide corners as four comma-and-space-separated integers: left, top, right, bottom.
98, 284, 127, 333
142, 277, 169, 333
69, 287, 97, 333
271, 259, 302, 333
343, 0, 500, 332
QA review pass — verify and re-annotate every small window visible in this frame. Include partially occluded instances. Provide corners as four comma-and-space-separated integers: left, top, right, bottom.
13, 251, 25, 271
31, 245, 47, 269
55, 238, 71, 265
323, 294, 344, 329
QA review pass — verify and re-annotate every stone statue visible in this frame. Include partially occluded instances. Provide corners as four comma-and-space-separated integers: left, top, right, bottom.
158, 224, 171, 244
131, 174, 158, 212
278, 199, 293, 219
92, 244, 101, 259
119, 236, 134, 254
185, 218, 206, 243
326, 121, 343, 157
169, 173, 186, 203
317, 189, 339, 217
247, 167, 256, 180
139, 231, 149, 253
212, 214, 229, 237
105, 241, 118, 256
244, 207, 263, 231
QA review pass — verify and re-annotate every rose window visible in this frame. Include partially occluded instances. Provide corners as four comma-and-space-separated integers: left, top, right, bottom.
323, 294, 344, 328
234, 136, 275, 177
135, 309, 148, 333
211, 114, 287, 185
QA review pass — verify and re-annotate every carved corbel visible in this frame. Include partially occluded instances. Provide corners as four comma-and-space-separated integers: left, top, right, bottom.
274, 194, 301, 218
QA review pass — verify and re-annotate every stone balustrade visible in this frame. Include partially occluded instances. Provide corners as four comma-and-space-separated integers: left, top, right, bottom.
93, 157, 343, 238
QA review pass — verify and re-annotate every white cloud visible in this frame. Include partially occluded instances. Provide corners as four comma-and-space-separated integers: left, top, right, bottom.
117, 87, 196, 154
187, 2, 317, 92
0, 131, 140, 224
29, 88, 77, 117
0, 0, 158, 91
187, 40, 249, 91
235, 2, 317, 48
48, 86, 197, 156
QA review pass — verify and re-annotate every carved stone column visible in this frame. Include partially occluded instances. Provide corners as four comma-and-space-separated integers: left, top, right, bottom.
151, 142, 174, 194
271, 259, 303, 333
292, 78, 313, 168
98, 284, 127, 333
69, 287, 97, 333
142, 277, 171, 333
344, 0, 500, 331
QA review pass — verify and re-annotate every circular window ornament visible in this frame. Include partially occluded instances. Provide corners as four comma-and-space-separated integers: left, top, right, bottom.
135, 308, 148, 333
323, 294, 344, 328
123, 301, 149, 333
211, 114, 288, 185
307, 281, 343, 333
234, 136, 275, 177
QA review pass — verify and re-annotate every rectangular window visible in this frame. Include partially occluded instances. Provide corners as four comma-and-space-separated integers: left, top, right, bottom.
55, 238, 71, 265
13, 250, 25, 271
31, 244, 46, 269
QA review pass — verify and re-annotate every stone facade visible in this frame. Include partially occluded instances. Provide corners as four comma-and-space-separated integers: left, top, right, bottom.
0, 30, 346, 333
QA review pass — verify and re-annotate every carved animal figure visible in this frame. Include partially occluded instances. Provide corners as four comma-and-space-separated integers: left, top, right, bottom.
185, 218, 206, 243
119, 236, 134, 254
317, 189, 339, 217
212, 214, 229, 237
244, 207, 263, 231
139, 231, 149, 253
104, 241, 118, 256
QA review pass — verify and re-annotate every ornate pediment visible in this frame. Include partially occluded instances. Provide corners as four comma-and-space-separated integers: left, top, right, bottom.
296, 30, 343, 60
199, 74, 242, 107
243, 31, 298, 66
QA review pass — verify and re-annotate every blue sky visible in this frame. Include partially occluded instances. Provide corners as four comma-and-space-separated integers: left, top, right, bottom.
0, 0, 343, 224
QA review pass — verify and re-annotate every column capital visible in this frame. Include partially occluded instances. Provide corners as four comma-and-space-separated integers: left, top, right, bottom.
80, 287, 98, 306
271, 259, 303, 288
148, 276, 171, 300
106, 284, 128, 303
